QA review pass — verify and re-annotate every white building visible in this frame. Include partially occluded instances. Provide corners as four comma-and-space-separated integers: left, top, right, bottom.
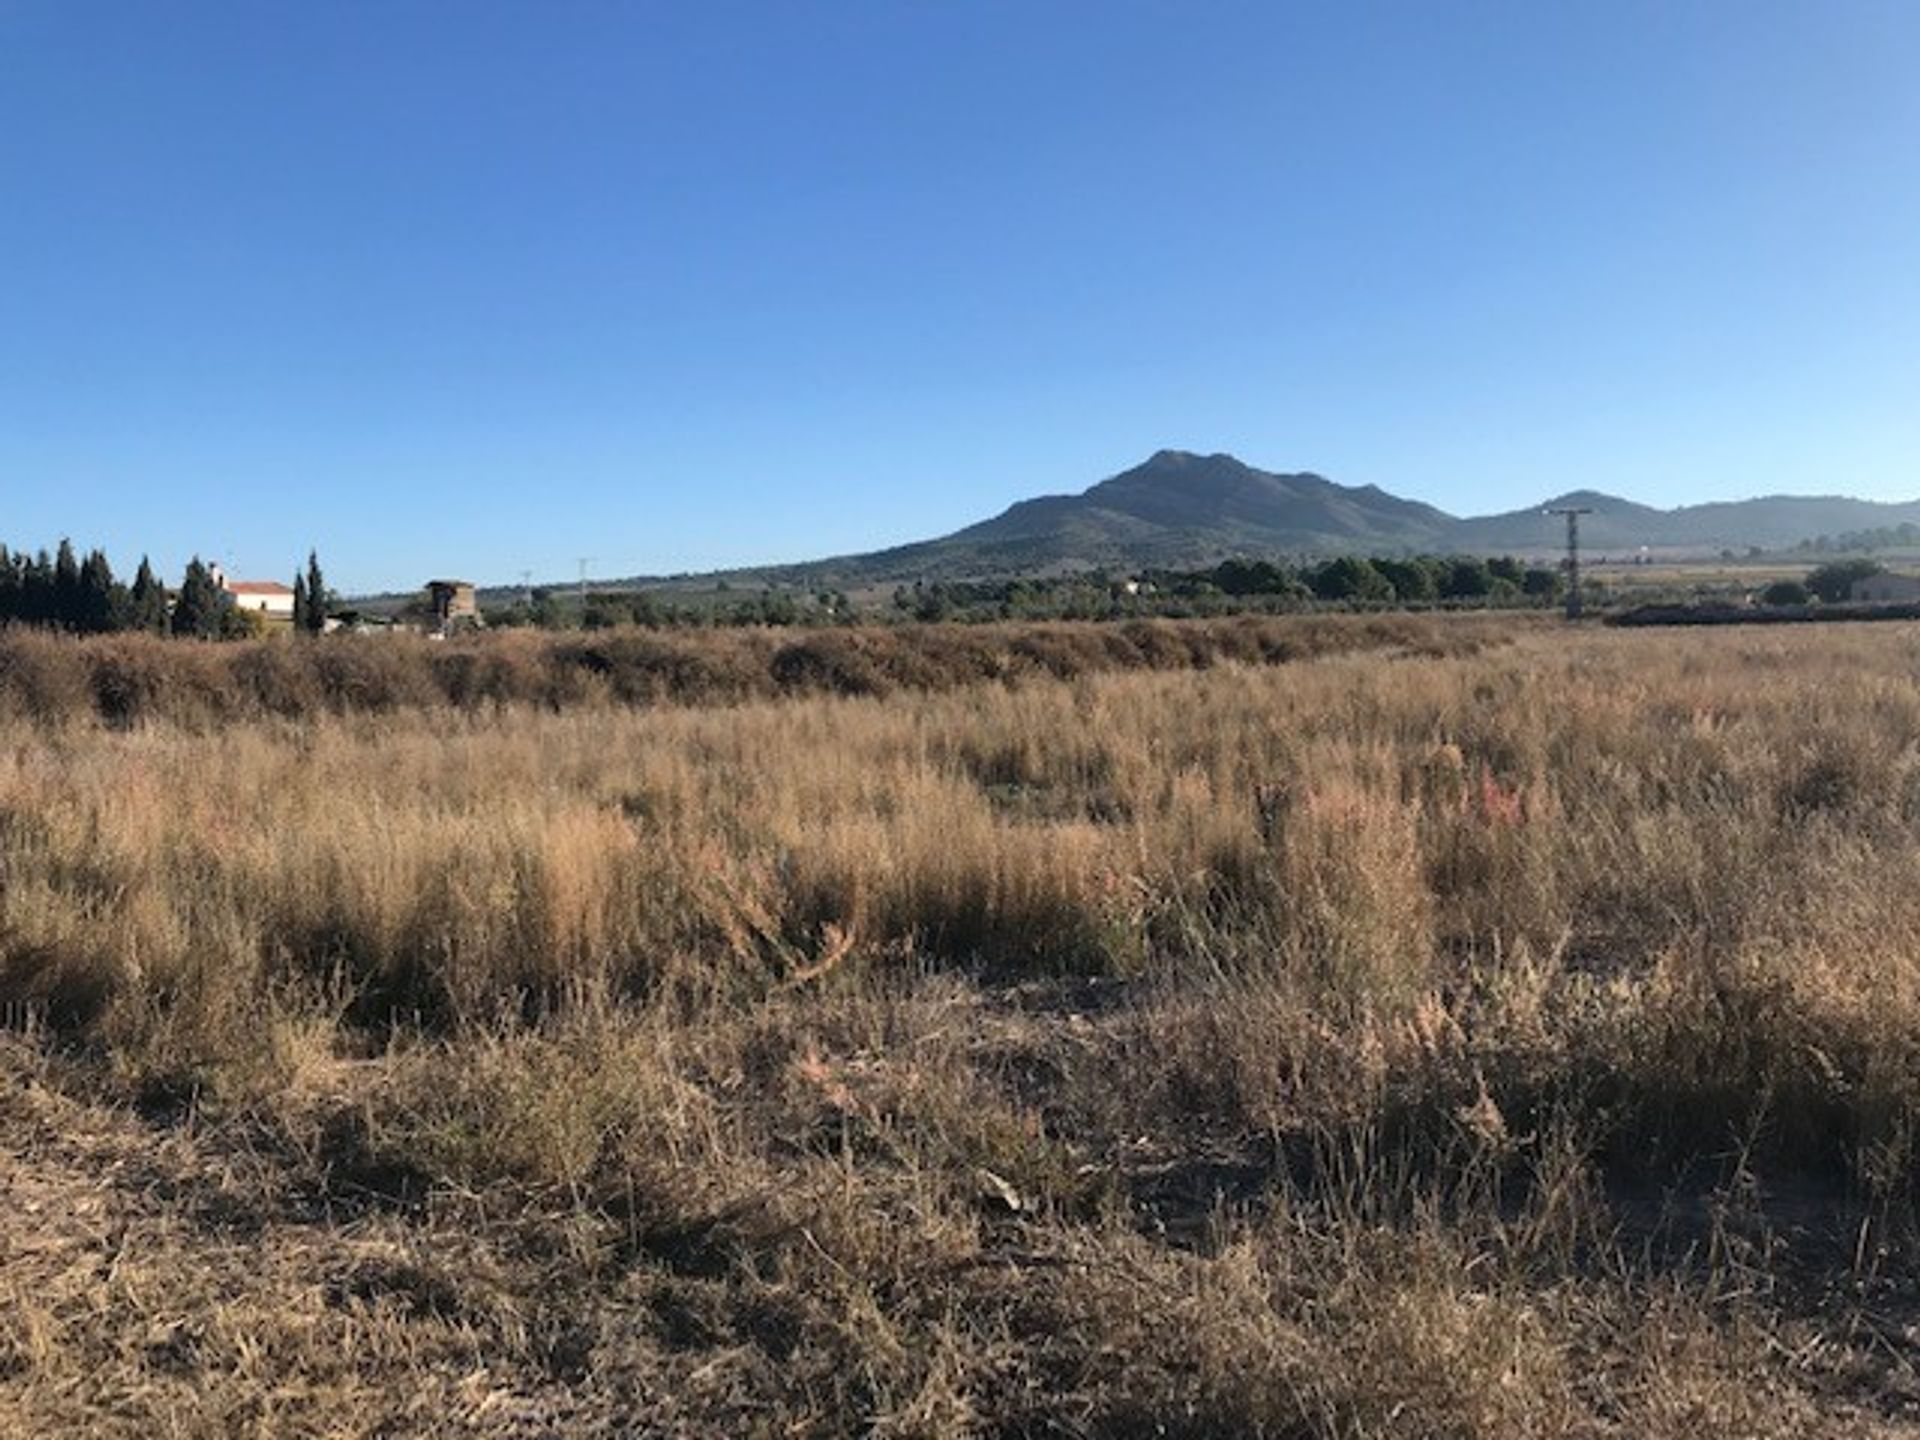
210, 565, 297, 626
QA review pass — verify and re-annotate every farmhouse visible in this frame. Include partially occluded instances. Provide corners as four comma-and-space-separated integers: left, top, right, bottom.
213, 568, 296, 627
1850, 572, 1920, 604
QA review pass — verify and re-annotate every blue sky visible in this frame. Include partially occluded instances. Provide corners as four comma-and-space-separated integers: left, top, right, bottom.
3, 2, 1916, 592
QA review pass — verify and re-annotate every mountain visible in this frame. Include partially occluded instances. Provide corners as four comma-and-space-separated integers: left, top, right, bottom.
566, 451, 1920, 595
948, 450, 1456, 556
727, 451, 1464, 587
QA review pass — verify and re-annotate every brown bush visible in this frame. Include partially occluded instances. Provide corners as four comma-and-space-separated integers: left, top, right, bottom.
0, 628, 92, 725
0, 612, 1518, 728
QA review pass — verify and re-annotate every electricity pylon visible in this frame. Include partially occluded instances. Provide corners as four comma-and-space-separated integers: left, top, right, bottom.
1546, 506, 1593, 620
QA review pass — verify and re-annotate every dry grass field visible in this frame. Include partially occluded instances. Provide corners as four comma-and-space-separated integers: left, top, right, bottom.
4, 615, 1920, 1436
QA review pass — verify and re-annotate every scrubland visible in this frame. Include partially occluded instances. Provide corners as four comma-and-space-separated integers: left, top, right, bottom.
3, 616, 1919, 1436
0, 612, 1501, 728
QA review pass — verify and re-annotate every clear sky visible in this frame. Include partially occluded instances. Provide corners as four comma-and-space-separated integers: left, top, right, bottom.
3, 2, 1917, 592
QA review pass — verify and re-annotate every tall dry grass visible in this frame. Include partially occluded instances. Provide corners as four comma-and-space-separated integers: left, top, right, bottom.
3, 618, 1918, 1434
7, 625, 1920, 1175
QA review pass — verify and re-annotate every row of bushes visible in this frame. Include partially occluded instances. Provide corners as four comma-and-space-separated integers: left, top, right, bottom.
0, 613, 1514, 727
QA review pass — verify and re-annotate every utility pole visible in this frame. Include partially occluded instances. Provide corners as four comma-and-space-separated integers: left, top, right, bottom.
1546, 507, 1593, 620
519, 570, 533, 609
575, 557, 595, 617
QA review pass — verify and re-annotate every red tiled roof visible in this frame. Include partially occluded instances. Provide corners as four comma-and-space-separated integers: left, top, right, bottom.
224, 581, 295, 596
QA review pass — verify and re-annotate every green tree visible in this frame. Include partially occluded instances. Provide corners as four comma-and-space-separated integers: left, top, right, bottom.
303, 550, 327, 633
1762, 579, 1811, 606
911, 582, 953, 622
292, 573, 310, 632
1309, 556, 1390, 604
224, 605, 267, 639
171, 557, 233, 639
128, 556, 169, 633
582, 593, 635, 629
1439, 558, 1493, 601
1521, 567, 1564, 603
1213, 559, 1291, 597
21, 550, 54, 626
53, 538, 81, 629
1372, 557, 1439, 604
529, 588, 568, 629
77, 548, 121, 633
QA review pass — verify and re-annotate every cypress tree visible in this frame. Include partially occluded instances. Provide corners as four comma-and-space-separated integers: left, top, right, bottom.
292, 573, 310, 633
129, 556, 168, 634
171, 557, 231, 639
78, 549, 118, 633
53, 539, 81, 630
304, 550, 327, 633
23, 550, 54, 627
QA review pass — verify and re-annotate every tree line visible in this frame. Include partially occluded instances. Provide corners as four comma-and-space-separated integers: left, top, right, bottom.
0, 542, 329, 639
1182, 553, 1563, 604
1793, 523, 1920, 555
891, 554, 1565, 622
479, 552, 1569, 632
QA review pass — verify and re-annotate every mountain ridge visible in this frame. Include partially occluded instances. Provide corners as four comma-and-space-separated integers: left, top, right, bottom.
492, 451, 1920, 597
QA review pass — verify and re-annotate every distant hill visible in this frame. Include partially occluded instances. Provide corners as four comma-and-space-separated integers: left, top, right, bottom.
638, 451, 1468, 590
946, 450, 1456, 558
1449, 489, 1920, 553
452, 451, 1920, 602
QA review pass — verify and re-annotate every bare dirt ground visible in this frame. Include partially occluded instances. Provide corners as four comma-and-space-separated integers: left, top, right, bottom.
5, 991, 1920, 1440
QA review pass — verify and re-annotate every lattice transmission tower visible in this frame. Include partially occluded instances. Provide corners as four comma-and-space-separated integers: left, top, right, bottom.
1546, 506, 1593, 620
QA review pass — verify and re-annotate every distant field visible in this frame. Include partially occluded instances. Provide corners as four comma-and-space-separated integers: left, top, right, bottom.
1590, 555, 1920, 592
4, 618, 1920, 1435
1589, 560, 1809, 587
